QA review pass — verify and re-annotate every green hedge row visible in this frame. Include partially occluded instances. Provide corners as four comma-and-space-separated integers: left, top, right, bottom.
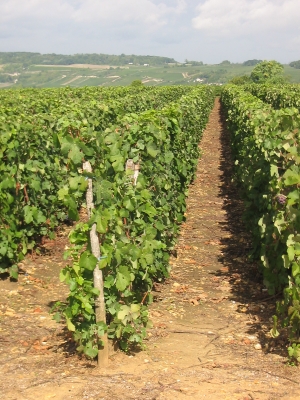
244, 83, 300, 110
222, 85, 300, 343
0, 86, 193, 278
56, 86, 215, 356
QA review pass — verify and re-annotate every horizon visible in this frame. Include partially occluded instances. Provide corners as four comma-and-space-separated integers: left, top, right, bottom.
0, 51, 296, 66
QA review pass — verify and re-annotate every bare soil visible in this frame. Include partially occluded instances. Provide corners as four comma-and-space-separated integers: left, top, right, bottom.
1, 99, 300, 400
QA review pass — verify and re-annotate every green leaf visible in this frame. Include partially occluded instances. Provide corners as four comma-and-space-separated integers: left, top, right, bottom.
270, 164, 278, 177
78, 142, 95, 157
9, 264, 18, 280
104, 275, 115, 288
116, 265, 131, 291
123, 197, 135, 211
73, 262, 80, 276
68, 145, 82, 165
287, 246, 295, 262
59, 269, 70, 282
69, 176, 83, 191
283, 169, 300, 186
66, 317, 75, 332
292, 263, 300, 277
115, 324, 123, 338
23, 205, 34, 224
79, 251, 98, 271
147, 142, 159, 158
287, 190, 299, 205
0, 242, 8, 256
142, 253, 154, 265
117, 305, 130, 321
69, 279, 77, 292
84, 344, 98, 359
52, 312, 61, 323
58, 187, 69, 201
111, 155, 125, 172
142, 203, 157, 217
91, 287, 100, 296
131, 304, 140, 313
67, 197, 79, 221
95, 215, 108, 234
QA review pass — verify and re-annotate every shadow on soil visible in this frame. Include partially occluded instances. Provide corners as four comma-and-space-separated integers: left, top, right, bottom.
214, 103, 287, 358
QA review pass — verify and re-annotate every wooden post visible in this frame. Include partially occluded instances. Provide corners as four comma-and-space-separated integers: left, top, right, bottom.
125, 159, 140, 186
83, 161, 108, 368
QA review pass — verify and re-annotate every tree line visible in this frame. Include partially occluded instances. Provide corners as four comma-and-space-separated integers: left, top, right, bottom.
0, 52, 177, 67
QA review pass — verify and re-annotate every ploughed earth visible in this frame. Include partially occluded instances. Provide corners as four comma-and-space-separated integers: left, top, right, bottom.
1, 99, 300, 400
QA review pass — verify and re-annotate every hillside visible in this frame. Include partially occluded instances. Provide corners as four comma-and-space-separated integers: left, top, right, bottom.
0, 52, 177, 67
1, 52, 300, 88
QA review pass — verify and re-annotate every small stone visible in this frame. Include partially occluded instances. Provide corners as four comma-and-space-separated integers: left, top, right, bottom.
152, 311, 162, 317
5, 311, 15, 317
179, 387, 190, 393
8, 290, 18, 296
144, 359, 150, 363
254, 343, 262, 350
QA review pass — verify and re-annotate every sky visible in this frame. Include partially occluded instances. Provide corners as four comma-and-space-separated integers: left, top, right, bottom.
0, 0, 299, 64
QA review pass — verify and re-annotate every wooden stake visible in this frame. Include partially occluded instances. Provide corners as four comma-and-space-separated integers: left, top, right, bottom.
83, 161, 108, 368
125, 159, 140, 186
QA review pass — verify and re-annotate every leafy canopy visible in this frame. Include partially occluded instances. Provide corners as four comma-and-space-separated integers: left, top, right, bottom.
250, 60, 286, 84
130, 79, 143, 87
228, 75, 252, 85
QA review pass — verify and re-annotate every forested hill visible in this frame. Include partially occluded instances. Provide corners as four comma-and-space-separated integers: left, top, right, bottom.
290, 60, 300, 69
0, 52, 177, 66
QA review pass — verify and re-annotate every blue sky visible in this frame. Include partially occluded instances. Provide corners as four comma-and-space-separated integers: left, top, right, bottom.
0, 0, 299, 63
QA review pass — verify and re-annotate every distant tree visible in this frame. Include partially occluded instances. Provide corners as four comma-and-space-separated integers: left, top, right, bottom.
184, 59, 203, 66
130, 79, 143, 87
228, 75, 251, 85
289, 60, 300, 69
2, 63, 23, 73
220, 60, 231, 65
0, 73, 14, 83
250, 60, 287, 83
0, 52, 178, 67
243, 59, 262, 66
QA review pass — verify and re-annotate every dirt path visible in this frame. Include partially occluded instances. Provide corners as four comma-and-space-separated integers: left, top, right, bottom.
1, 99, 300, 400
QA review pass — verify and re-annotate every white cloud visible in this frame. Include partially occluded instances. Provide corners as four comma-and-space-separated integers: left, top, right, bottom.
0, 0, 186, 30
192, 0, 300, 36
0, 0, 299, 63
73, 0, 186, 28
0, 0, 73, 23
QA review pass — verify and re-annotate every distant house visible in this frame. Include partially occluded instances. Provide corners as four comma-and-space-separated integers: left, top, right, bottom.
144, 64, 149, 66
128, 63, 133, 65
